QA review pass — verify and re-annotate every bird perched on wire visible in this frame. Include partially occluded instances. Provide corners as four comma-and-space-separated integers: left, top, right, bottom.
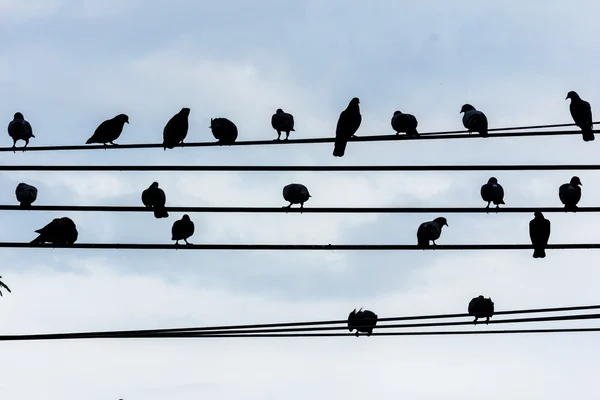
0, 276, 10, 296
171, 214, 194, 245
529, 211, 551, 259
163, 108, 190, 150
347, 308, 378, 337
480, 177, 505, 211
30, 217, 78, 245
7, 112, 35, 152
86, 114, 129, 147
210, 117, 238, 144
566, 91, 594, 142
141, 182, 169, 219
559, 176, 582, 212
417, 217, 448, 248
271, 109, 295, 140
468, 295, 494, 324
460, 104, 488, 136
282, 183, 311, 211
333, 97, 361, 157
391, 110, 419, 137
15, 183, 38, 208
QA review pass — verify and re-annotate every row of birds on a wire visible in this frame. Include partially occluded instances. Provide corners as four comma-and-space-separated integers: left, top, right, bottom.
6, 91, 595, 156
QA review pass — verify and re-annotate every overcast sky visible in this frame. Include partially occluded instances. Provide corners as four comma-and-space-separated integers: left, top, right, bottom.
1, 0, 600, 398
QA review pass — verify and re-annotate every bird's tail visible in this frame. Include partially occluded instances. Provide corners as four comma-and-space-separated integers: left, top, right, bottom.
85, 138, 93, 144
290, 128, 295, 131
582, 126, 595, 142
333, 139, 347, 157
479, 129, 489, 137
30, 234, 44, 244
498, 199, 505, 205
533, 247, 546, 258
154, 206, 169, 219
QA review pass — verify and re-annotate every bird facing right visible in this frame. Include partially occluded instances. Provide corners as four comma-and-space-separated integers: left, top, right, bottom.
417, 217, 449, 248
347, 308, 378, 337
7, 112, 35, 152
468, 295, 495, 324
460, 104, 488, 136
480, 177, 505, 211
391, 110, 419, 137
86, 114, 129, 146
529, 211, 551, 259
271, 109, 295, 140
558, 176, 582, 212
171, 214, 195, 245
566, 91, 594, 142
282, 183, 311, 210
163, 107, 190, 150
141, 182, 169, 219
333, 97, 361, 157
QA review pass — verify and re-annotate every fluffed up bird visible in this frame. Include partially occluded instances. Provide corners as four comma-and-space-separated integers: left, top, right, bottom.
347, 308, 378, 337
417, 217, 448, 248
271, 109, 295, 140
481, 177, 505, 211
0, 276, 10, 296
559, 176, 582, 212
529, 211, 551, 259
391, 110, 419, 137
282, 183, 311, 211
163, 108, 190, 150
15, 183, 38, 208
333, 97, 361, 157
460, 104, 488, 136
172, 214, 194, 245
566, 91, 594, 142
141, 182, 169, 218
30, 217, 78, 245
86, 114, 129, 147
210, 117, 238, 144
468, 295, 494, 324
8, 112, 35, 152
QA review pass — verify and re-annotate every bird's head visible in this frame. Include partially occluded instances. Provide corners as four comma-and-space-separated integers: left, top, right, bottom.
488, 177, 498, 184
460, 104, 475, 114
180, 107, 191, 116
150, 182, 159, 189
570, 176, 582, 186
393, 110, 401, 116
534, 211, 544, 219
350, 97, 360, 106
182, 214, 190, 221
434, 217, 449, 227
13, 112, 24, 120
116, 114, 129, 124
566, 91, 580, 100
276, 108, 284, 114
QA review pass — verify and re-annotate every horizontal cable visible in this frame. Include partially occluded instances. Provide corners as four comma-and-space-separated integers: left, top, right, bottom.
0, 127, 595, 153
2, 243, 600, 250
0, 205, 598, 213
4, 164, 600, 171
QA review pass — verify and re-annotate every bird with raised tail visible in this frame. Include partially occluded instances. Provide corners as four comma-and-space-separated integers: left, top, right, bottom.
417, 217, 448, 248
86, 114, 129, 147
8, 112, 35, 152
460, 104, 488, 136
271, 109, 295, 140
141, 182, 169, 219
282, 183, 311, 211
559, 176, 582, 212
172, 214, 195, 245
163, 108, 190, 150
15, 183, 38, 208
30, 217, 78, 245
210, 117, 238, 144
347, 308, 378, 337
529, 211, 551, 259
391, 110, 419, 137
468, 295, 494, 324
566, 91, 594, 142
333, 97, 361, 157
481, 177, 505, 211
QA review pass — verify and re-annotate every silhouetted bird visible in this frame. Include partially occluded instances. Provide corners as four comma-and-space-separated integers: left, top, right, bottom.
480, 177, 505, 211
172, 214, 194, 245
0, 276, 10, 296
333, 97, 361, 157
460, 104, 488, 136
391, 110, 419, 137
417, 217, 448, 248
529, 211, 551, 259
86, 114, 129, 146
468, 295, 494, 324
141, 182, 169, 218
7, 112, 35, 152
559, 176, 582, 212
347, 308, 378, 337
282, 183, 311, 210
271, 109, 295, 140
163, 108, 190, 150
15, 183, 37, 208
566, 91, 594, 142
210, 117, 238, 144
30, 217, 78, 245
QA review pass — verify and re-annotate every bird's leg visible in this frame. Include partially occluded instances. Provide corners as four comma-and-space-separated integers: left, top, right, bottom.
284, 131, 289, 140
355, 332, 359, 337
431, 240, 437, 248
110, 141, 119, 146
486, 316, 490, 325
184, 239, 192, 246
275, 131, 281, 141
473, 317, 478, 325
495, 204, 499, 214
175, 240, 180, 246
300, 202, 304, 214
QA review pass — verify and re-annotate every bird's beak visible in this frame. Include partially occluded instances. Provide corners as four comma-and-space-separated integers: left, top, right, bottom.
126, 121, 129, 124
445, 222, 449, 227
565, 96, 568, 100
580, 182, 583, 186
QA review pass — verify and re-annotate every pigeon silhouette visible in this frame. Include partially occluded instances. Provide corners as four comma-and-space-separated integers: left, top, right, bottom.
86, 114, 129, 147
15, 183, 38, 208
347, 308, 378, 337
210, 117, 238, 144
417, 217, 448, 248
566, 91, 594, 142
529, 211, 551, 259
468, 295, 494, 324
172, 214, 195, 245
481, 177, 505, 211
391, 111, 419, 137
271, 109, 295, 140
559, 176, 582, 212
163, 108, 190, 150
8, 112, 35, 152
282, 183, 311, 211
30, 217, 78, 245
333, 97, 361, 157
141, 182, 169, 218
460, 104, 488, 136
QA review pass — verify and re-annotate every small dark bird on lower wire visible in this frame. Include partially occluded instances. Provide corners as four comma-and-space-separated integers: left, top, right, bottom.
468, 295, 494, 324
